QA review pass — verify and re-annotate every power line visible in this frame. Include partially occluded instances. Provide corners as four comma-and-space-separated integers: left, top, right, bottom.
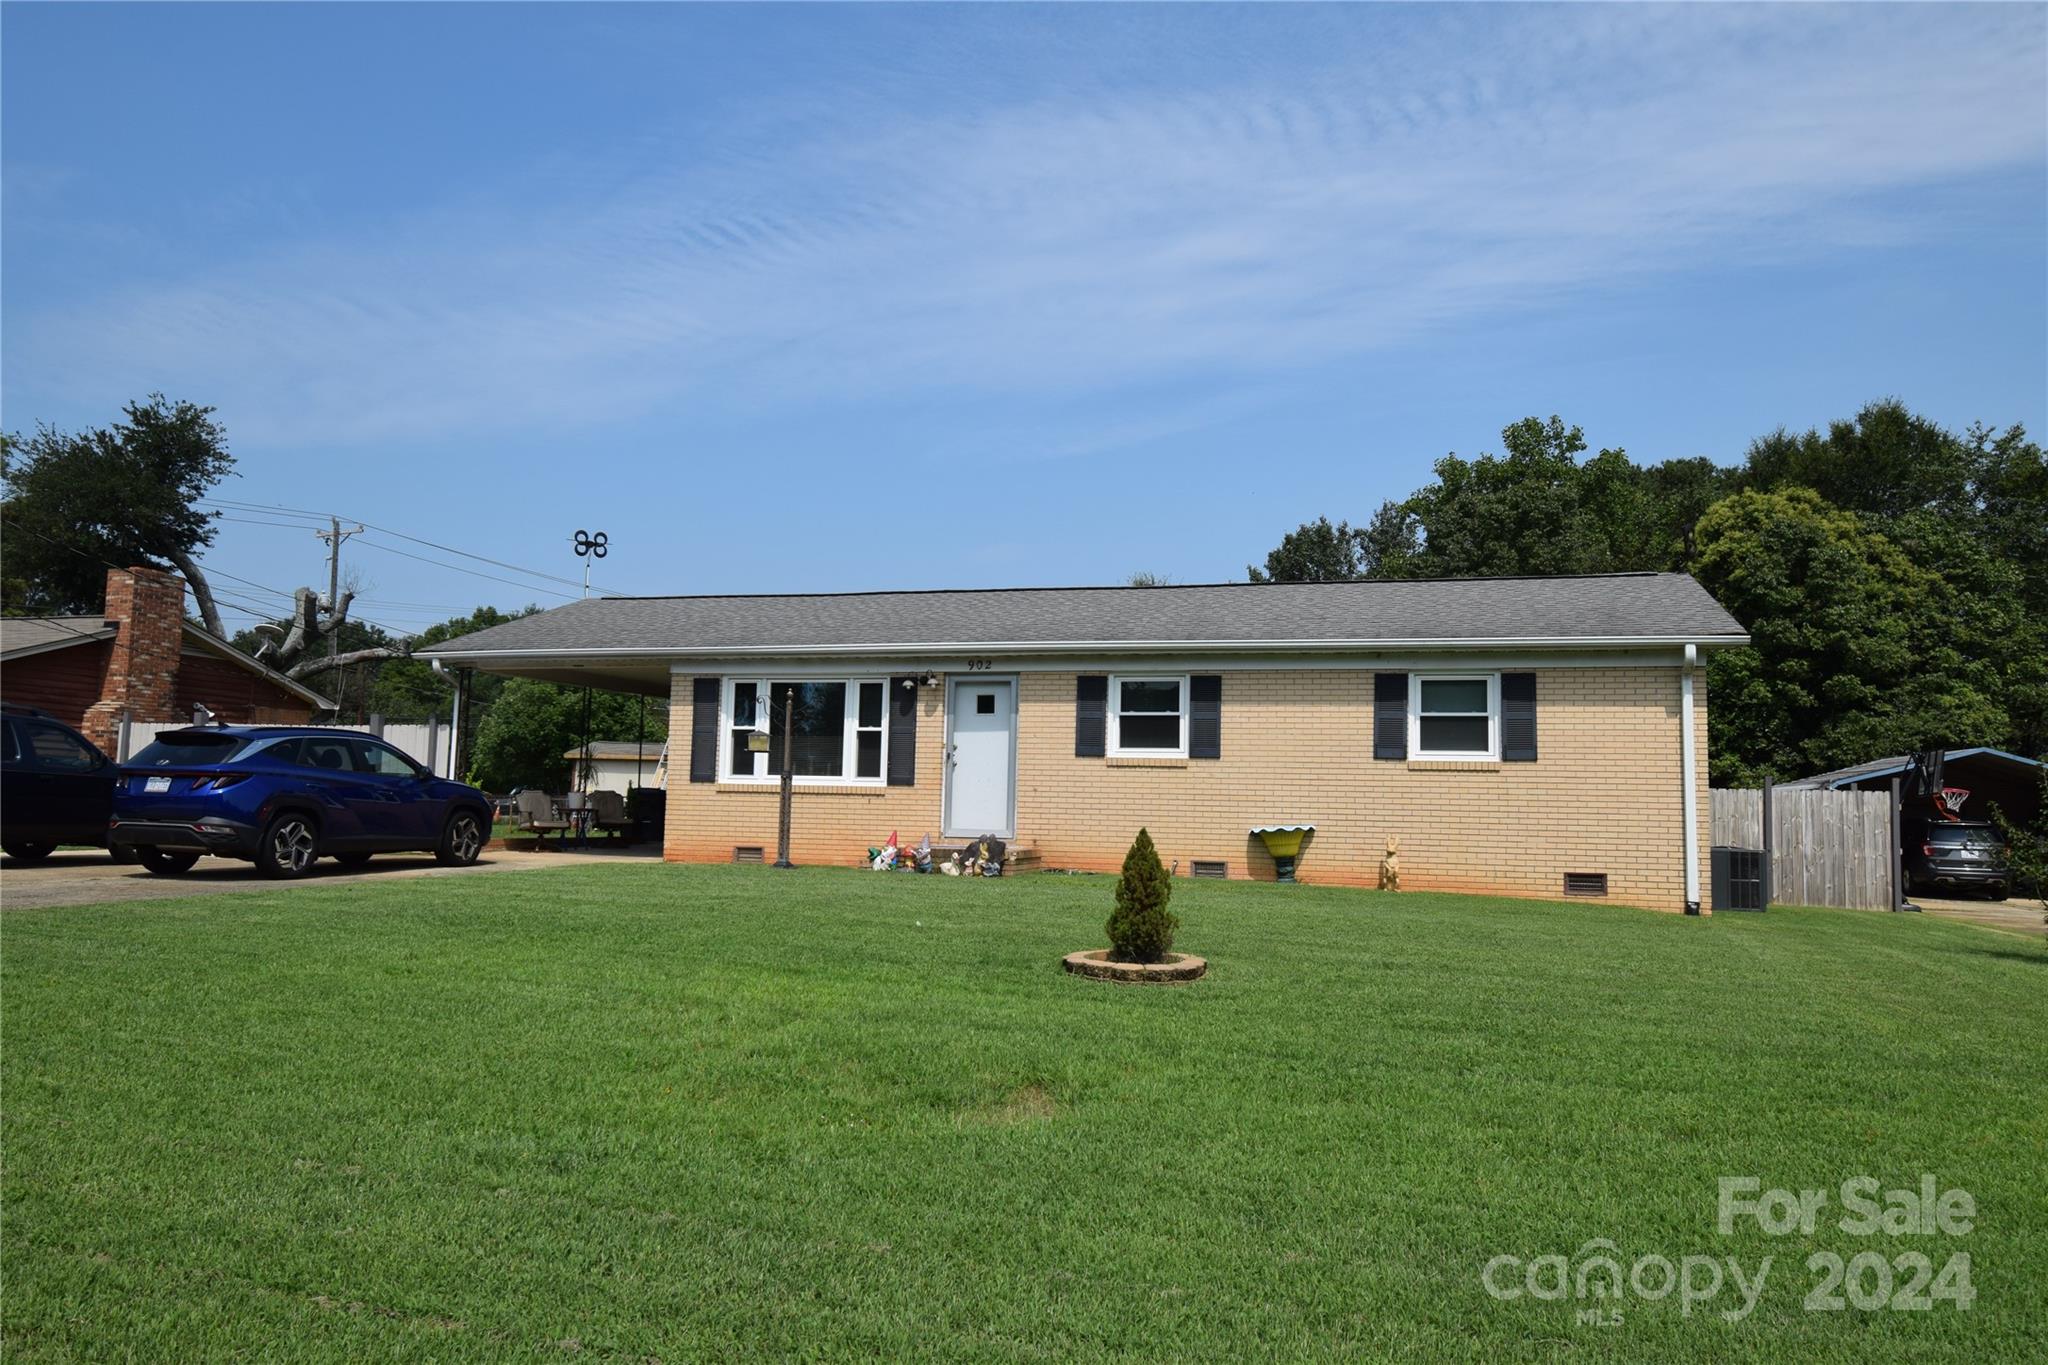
211, 515, 326, 532
4, 521, 420, 643
352, 536, 581, 600
202, 497, 639, 596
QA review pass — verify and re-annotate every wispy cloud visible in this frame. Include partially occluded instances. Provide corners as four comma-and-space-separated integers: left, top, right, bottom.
7, 5, 2042, 447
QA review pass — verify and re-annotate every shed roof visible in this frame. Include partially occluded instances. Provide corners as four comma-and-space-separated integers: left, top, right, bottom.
1778, 748, 2045, 791
0, 613, 333, 710
0, 615, 118, 661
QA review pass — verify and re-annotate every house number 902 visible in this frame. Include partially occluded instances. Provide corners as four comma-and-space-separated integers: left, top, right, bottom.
964, 658, 995, 671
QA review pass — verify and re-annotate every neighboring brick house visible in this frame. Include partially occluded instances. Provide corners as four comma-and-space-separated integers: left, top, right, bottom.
423, 573, 1747, 912
0, 566, 332, 754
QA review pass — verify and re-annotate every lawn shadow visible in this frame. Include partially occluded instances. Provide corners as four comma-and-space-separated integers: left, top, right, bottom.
1963, 946, 2048, 966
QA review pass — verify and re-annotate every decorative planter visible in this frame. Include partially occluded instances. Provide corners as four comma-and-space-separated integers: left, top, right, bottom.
1062, 949, 1208, 984
1250, 824, 1315, 883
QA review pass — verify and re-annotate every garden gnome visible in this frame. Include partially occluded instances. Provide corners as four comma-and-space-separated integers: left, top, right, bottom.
1379, 836, 1400, 892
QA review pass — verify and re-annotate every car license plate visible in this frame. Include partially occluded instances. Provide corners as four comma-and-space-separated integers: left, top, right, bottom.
144, 776, 171, 793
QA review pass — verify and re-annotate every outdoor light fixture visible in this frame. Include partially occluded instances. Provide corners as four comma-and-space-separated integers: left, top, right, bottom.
920, 672, 939, 688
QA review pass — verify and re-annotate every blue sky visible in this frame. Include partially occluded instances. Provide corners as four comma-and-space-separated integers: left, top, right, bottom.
4, 2, 2044, 637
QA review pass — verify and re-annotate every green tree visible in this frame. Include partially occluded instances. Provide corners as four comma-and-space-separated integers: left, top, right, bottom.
363, 607, 533, 721
1966, 420, 2047, 618
1985, 770, 2047, 906
1743, 398, 1977, 524
1106, 828, 1178, 962
1690, 489, 2009, 784
1403, 416, 1611, 577
1247, 515, 1366, 582
1354, 499, 1423, 578
467, 677, 666, 794
1, 396, 236, 633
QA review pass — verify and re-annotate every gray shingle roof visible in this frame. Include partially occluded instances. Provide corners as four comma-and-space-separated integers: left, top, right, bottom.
0, 615, 117, 660
424, 572, 1745, 659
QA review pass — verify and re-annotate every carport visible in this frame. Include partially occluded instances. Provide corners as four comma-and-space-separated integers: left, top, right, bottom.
415, 639, 672, 848
1780, 747, 2043, 827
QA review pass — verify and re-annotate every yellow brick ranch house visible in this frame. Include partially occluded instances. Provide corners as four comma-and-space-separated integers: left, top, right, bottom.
424, 573, 1747, 913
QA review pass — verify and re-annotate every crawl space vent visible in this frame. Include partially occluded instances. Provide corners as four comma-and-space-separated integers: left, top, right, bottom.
1563, 872, 1608, 898
1191, 860, 1228, 880
733, 846, 766, 865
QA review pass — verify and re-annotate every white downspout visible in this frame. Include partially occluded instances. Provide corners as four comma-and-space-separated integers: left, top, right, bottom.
1681, 643, 1701, 914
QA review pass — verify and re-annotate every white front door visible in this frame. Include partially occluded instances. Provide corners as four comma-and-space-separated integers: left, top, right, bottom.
946, 679, 1014, 837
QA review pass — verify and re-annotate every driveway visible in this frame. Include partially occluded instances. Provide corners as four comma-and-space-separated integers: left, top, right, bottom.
1911, 893, 2045, 939
1, 845, 661, 911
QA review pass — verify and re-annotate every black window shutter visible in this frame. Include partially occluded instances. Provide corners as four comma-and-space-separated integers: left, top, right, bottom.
1075, 675, 1108, 757
1502, 672, 1537, 762
1373, 673, 1408, 761
689, 677, 719, 783
887, 676, 918, 786
1189, 675, 1222, 759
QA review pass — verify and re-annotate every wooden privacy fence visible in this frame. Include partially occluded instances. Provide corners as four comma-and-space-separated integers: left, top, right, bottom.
1712, 787, 1893, 910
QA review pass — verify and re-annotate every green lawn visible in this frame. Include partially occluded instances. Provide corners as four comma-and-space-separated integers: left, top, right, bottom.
4, 867, 2044, 1362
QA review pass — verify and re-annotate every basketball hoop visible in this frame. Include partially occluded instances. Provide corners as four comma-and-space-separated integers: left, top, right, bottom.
1934, 786, 1971, 820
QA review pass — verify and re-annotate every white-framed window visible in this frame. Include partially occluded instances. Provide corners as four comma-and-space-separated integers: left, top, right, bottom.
1410, 673, 1499, 760
724, 678, 889, 783
1109, 674, 1188, 757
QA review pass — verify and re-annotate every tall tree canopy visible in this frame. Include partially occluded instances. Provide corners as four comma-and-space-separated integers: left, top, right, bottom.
1246, 400, 2046, 780
1692, 489, 2009, 784
1, 396, 236, 633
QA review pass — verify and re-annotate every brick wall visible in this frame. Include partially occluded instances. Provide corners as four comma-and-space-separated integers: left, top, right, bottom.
175, 652, 315, 725
79, 567, 186, 753
662, 664, 1710, 913
1, 640, 114, 731
661, 676, 947, 865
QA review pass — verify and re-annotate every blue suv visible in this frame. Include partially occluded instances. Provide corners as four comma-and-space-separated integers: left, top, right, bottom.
111, 726, 493, 879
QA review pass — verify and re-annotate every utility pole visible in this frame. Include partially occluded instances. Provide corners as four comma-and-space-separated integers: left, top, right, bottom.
314, 516, 366, 673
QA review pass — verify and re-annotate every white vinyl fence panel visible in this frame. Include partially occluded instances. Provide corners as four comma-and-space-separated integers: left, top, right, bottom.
1711, 787, 1894, 910
117, 715, 460, 778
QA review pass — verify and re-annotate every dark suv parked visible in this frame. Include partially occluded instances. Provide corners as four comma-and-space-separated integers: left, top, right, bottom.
1903, 820, 2011, 900
1, 704, 119, 862
111, 726, 493, 878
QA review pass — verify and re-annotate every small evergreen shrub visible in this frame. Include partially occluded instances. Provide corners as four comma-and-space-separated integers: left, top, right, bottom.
1107, 828, 1178, 962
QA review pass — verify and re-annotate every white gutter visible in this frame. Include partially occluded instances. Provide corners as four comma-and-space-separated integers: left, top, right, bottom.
422, 633, 1752, 662
1681, 642, 1701, 914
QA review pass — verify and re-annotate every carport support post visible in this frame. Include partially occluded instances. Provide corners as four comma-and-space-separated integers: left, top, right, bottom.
773, 685, 795, 869
453, 669, 473, 782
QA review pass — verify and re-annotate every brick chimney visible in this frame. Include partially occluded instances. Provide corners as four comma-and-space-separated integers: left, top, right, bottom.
80, 566, 187, 753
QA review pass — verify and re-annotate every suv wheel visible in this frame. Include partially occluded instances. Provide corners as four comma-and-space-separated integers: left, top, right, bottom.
257, 813, 320, 879
138, 847, 201, 875
437, 811, 484, 866
2, 841, 56, 863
